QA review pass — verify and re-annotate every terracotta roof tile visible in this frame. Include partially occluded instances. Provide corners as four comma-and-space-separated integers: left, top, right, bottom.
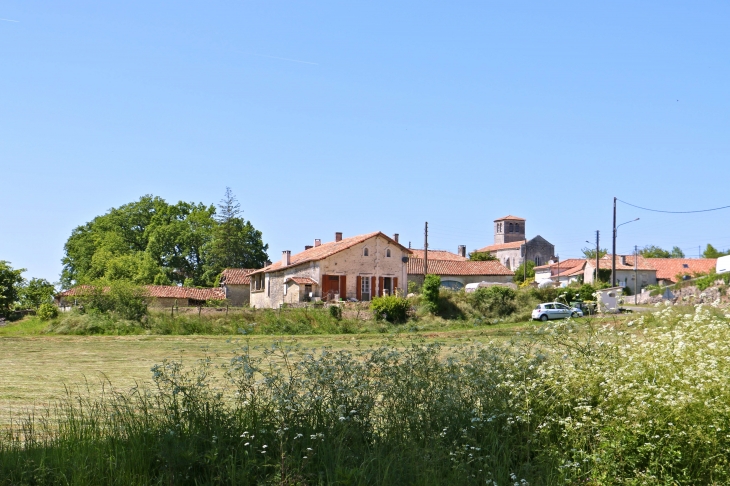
589, 255, 655, 271
252, 232, 410, 275
475, 241, 524, 253
409, 249, 467, 261
221, 268, 257, 285
645, 258, 717, 283
57, 285, 225, 301
534, 259, 586, 271
407, 258, 514, 276
494, 215, 525, 222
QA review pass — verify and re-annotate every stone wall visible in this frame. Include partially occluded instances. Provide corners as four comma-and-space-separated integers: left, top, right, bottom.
223, 284, 250, 307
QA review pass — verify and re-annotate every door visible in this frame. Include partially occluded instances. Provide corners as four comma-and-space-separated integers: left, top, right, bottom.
383, 277, 392, 296
543, 303, 556, 319
360, 276, 371, 301
322, 275, 340, 301
555, 303, 571, 318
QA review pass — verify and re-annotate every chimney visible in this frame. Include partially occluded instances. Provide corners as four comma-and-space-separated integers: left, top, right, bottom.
620, 255, 627, 266
335, 232, 342, 242
458, 245, 466, 258
314, 239, 321, 247
282, 250, 291, 267
305, 245, 313, 251
393, 233, 399, 243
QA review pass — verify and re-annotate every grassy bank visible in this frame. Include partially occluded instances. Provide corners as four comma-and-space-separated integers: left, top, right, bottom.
2, 302, 729, 484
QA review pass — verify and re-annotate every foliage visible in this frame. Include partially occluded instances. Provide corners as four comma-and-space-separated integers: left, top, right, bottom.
36, 302, 59, 320
470, 286, 517, 317
702, 243, 730, 258
19, 278, 55, 309
421, 274, 441, 313
581, 247, 608, 259
512, 260, 535, 284
328, 304, 342, 320
639, 245, 671, 258
468, 251, 497, 261
407, 280, 419, 294
370, 295, 410, 323
61, 192, 268, 288
597, 268, 612, 283
4, 306, 730, 484
670, 246, 686, 258
77, 282, 150, 322
694, 270, 730, 291
0, 261, 25, 317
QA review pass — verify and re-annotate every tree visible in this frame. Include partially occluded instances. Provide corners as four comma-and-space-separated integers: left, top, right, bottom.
421, 274, 441, 313
513, 261, 536, 284
639, 245, 671, 258
582, 247, 608, 259
0, 261, 25, 317
670, 246, 685, 258
470, 286, 516, 317
703, 244, 730, 259
469, 251, 498, 261
19, 278, 56, 309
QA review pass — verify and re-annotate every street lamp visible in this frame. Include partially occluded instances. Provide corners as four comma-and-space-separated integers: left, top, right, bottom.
612, 216, 640, 287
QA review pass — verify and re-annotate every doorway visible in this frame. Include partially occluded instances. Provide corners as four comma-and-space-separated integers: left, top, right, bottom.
382, 277, 392, 296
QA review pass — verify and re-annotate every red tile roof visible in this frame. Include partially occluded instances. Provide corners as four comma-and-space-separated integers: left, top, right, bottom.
494, 215, 525, 222
220, 268, 257, 285
588, 255, 655, 271
286, 277, 318, 285
57, 285, 225, 301
409, 249, 467, 261
251, 232, 410, 275
645, 258, 717, 283
534, 258, 586, 271
407, 258, 513, 276
475, 241, 524, 253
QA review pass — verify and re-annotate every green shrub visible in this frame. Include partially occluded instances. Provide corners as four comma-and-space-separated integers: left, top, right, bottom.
78, 282, 150, 322
407, 280, 420, 294
328, 304, 342, 320
421, 275, 440, 313
36, 302, 59, 320
370, 295, 410, 323
470, 286, 516, 317
513, 261, 536, 284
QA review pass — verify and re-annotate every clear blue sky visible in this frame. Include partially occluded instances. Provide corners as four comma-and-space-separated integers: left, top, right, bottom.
2, 1, 730, 283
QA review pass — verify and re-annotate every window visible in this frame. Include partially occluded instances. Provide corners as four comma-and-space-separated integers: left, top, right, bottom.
514, 224, 520, 233
682, 263, 689, 268
509, 223, 514, 233
535, 256, 541, 266
363, 248, 369, 256
386, 249, 391, 257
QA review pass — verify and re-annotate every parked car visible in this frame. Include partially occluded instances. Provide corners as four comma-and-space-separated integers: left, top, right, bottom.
532, 302, 583, 321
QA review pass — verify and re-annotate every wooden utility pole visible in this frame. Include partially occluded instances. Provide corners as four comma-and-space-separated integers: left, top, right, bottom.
424, 222, 428, 276
596, 230, 600, 284
612, 197, 617, 287
634, 244, 638, 304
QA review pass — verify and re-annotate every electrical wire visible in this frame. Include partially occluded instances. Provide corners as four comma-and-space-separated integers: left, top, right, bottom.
617, 199, 730, 214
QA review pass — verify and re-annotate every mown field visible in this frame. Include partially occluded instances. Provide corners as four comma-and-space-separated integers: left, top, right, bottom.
2, 302, 729, 485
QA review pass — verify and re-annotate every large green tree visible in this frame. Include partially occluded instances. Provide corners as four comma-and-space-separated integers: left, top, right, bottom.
61, 193, 268, 288
703, 244, 730, 259
0, 261, 25, 317
19, 278, 56, 309
639, 245, 686, 258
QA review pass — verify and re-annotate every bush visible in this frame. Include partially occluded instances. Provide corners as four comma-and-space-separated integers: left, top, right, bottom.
470, 286, 517, 317
328, 304, 342, 320
513, 261, 535, 284
78, 282, 150, 322
37, 302, 59, 320
421, 275, 440, 313
370, 295, 410, 323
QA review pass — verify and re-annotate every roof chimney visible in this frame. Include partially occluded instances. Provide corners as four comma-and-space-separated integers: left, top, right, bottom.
458, 245, 466, 258
335, 232, 342, 242
314, 239, 321, 247
620, 255, 627, 266
393, 233, 399, 243
282, 250, 291, 267
305, 245, 313, 251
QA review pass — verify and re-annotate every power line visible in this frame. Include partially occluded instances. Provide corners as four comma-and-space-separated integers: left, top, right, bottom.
617, 198, 730, 214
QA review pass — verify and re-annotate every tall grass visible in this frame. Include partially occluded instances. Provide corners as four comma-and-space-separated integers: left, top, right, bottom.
2, 302, 730, 484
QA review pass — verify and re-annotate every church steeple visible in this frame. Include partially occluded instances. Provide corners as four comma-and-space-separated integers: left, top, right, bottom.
494, 215, 526, 244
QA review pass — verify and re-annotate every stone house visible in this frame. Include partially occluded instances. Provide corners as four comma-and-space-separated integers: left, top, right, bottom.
249, 232, 411, 309
645, 258, 717, 286
474, 215, 555, 270
407, 258, 514, 290
219, 268, 257, 306
584, 255, 656, 295
55, 285, 225, 309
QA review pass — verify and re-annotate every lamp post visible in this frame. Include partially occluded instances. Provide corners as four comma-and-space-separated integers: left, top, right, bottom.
612, 216, 640, 287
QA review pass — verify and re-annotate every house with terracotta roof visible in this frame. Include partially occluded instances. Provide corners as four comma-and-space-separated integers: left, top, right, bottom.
644, 258, 717, 286
219, 268, 257, 306
584, 255, 656, 294
534, 259, 586, 287
474, 215, 555, 270
407, 257, 514, 290
55, 285, 226, 309
248, 232, 411, 308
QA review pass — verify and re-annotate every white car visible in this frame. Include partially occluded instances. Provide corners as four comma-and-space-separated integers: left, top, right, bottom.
532, 302, 583, 321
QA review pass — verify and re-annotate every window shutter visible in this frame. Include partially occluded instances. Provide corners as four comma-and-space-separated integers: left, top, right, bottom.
371, 276, 376, 299
378, 276, 384, 297
340, 276, 347, 300
394, 277, 398, 294
356, 276, 361, 301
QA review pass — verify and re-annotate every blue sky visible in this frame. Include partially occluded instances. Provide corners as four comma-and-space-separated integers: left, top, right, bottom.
2, 1, 729, 283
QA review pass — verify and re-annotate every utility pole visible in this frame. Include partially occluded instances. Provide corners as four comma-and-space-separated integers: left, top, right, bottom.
593, 230, 601, 285
612, 197, 617, 287
634, 245, 638, 304
424, 222, 428, 276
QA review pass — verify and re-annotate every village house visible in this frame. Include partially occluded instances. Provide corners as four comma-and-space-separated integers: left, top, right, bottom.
219, 268, 257, 306
248, 232, 411, 309
644, 258, 717, 286
474, 215, 555, 270
534, 259, 587, 287
584, 255, 656, 295
55, 285, 225, 309
406, 247, 513, 290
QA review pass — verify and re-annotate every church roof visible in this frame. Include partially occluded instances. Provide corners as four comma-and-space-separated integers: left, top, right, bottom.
494, 215, 525, 222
